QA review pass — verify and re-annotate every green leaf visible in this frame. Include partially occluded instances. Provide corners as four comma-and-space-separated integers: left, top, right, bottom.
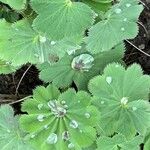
89, 63, 150, 138
0, 59, 18, 74
144, 137, 150, 150
31, 0, 95, 40
0, 19, 55, 66
0, 105, 33, 150
20, 84, 99, 150
86, 0, 143, 53
82, 0, 111, 13
97, 134, 143, 150
39, 43, 124, 90
0, 0, 26, 10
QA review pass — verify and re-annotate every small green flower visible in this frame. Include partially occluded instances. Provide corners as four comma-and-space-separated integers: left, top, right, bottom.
20, 84, 99, 150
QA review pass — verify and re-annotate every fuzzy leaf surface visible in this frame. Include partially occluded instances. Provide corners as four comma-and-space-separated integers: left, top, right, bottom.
89, 63, 150, 138
0, 19, 54, 66
0, 105, 33, 150
86, 0, 143, 53
97, 134, 142, 150
0, 0, 26, 10
31, 0, 95, 40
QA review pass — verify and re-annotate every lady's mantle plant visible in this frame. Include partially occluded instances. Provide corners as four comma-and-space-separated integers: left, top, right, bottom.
20, 85, 99, 150
0, 0, 149, 150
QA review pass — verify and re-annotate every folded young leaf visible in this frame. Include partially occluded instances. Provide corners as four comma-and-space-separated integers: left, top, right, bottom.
0, 105, 33, 150
31, 0, 95, 40
89, 63, 150, 138
20, 84, 99, 150
86, 0, 143, 53
39, 43, 124, 90
0, 19, 54, 66
0, 0, 26, 10
97, 134, 143, 150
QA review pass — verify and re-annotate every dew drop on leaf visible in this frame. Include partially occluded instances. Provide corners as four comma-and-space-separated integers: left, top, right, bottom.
115, 8, 122, 14
39, 36, 47, 43
132, 107, 137, 111
69, 120, 78, 129
106, 76, 112, 84
31, 134, 36, 138
121, 97, 128, 105
62, 131, 70, 141
123, 18, 127, 22
61, 101, 66, 105
121, 27, 125, 31
126, 3, 131, 7
51, 41, 56, 45
68, 143, 75, 149
37, 114, 44, 122
38, 103, 44, 110
85, 113, 91, 119
46, 133, 58, 144
101, 101, 105, 104
44, 125, 49, 130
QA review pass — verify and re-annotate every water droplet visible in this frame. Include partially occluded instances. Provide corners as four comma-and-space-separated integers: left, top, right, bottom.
94, 13, 98, 18
44, 125, 49, 130
15, 28, 19, 31
48, 100, 67, 117
115, 64, 119, 67
64, 105, 68, 109
123, 18, 127, 22
71, 54, 94, 72
7, 129, 11, 133
31, 134, 35, 138
51, 41, 56, 45
46, 133, 58, 144
101, 101, 105, 104
38, 103, 43, 110
115, 8, 122, 14
85, 113, 90, 119
34, 53, 39, 58
106, 76, 112, 84
37, 114, 44, 122
39, 36, 46, 43
126, 3, 131, 7
121, 27, 125, 31
61, 101, 66, 104
78, 100, 80, 103
62, 131, 70, 141
68, 143, 75, 149
121, 97, 128, 105
69, 120, 78, 129
79, 130, 83, 133
132, 107, 137, 111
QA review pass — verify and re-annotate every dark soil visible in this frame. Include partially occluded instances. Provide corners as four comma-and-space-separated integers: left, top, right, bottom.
124, 0, 150, 74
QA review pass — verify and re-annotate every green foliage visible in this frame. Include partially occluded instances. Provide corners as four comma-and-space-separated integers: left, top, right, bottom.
0, 105, 33, 150
0, 0, 148, 149
20, 84, 99, 150
31, 0, 95, 40
97, 134, 143, 150
0, 0, 26, 10
86, 0, 143, 53
0, 19, 53, 66
39, 43, 124, 90
89, 63, 150, 138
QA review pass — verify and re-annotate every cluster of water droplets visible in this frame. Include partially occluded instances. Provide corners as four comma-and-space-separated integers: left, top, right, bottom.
47, 100, 68, 118
114, 3, 132, 32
